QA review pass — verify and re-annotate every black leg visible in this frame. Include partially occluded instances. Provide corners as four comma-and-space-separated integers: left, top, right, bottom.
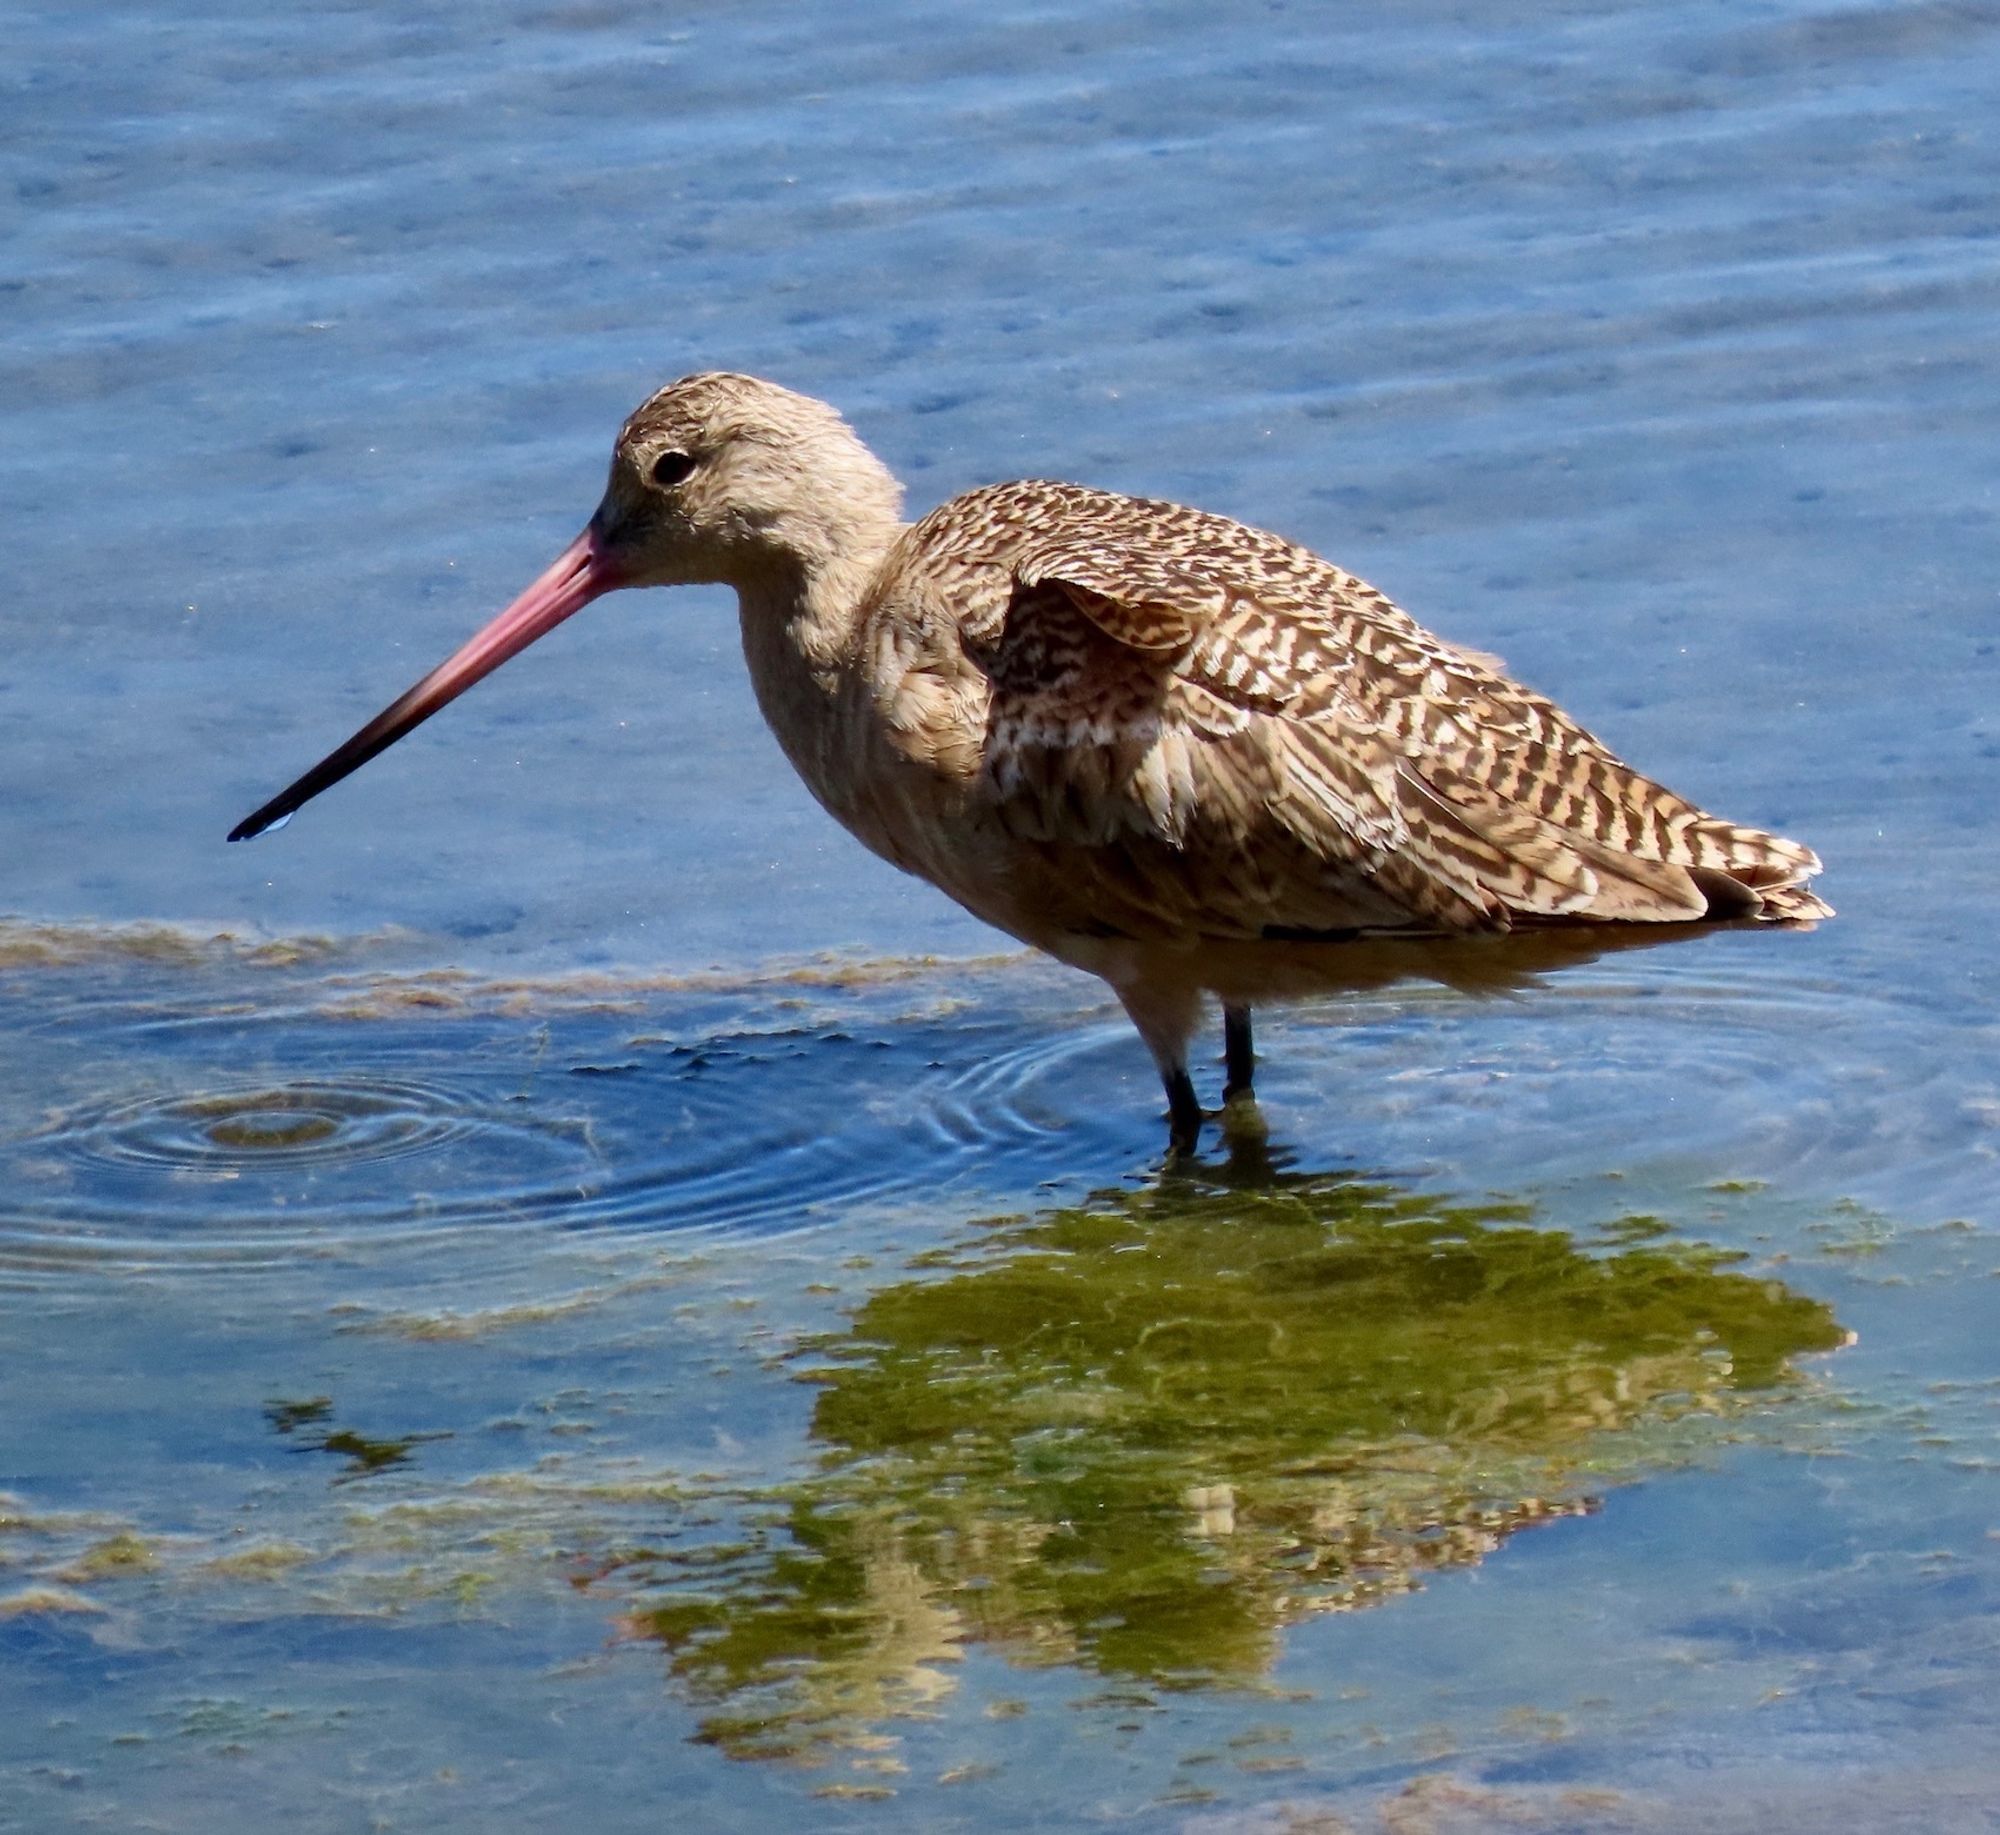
1222, 1004, 1255, 1101
1164, 1065, 1203, 1155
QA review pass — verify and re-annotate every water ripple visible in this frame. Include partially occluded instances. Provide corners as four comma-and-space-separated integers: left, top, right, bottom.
71, 1079, 473, 1172
0, 963, 1135, 1281
1, 936, 1980, 1282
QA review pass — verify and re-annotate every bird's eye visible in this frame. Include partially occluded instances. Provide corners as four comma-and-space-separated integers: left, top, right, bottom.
650, 450, 697, 489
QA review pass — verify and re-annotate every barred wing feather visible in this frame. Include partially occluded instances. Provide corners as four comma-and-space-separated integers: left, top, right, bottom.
949, 481, 1828, 936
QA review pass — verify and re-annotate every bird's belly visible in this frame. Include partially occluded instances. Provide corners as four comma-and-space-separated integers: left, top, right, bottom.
830, 771, 1406, 962
806, 666, 1432, 970
813, 744, 1705, 1009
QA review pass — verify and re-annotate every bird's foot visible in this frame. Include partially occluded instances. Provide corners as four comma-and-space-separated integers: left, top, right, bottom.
1218, 1087, 1268, 1146
1162, 1073, 1268, 1164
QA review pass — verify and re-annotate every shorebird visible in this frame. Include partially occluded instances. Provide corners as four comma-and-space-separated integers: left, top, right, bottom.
231, 373, 1830, 1152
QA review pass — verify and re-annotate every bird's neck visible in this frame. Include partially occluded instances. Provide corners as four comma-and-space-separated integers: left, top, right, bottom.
738, 519, 900, 671
734, 517, 908, 793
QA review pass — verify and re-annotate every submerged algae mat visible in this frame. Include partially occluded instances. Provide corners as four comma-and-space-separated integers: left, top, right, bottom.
614, 1168, 1846, 1762
0, 926, 1886, 1832
5, 1169, 1849, 1796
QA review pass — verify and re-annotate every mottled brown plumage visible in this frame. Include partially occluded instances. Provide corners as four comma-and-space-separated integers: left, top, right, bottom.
232, 372, 1830, 1152
880, 478, 1829, 938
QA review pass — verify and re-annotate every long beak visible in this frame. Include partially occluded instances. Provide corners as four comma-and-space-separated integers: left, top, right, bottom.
228, 527, 626, 842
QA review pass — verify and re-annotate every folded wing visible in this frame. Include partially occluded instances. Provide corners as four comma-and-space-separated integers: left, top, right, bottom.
949, 482, 1828, 939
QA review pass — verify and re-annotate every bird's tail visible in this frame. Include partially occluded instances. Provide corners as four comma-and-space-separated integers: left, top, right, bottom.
1682, 817, 1832, 922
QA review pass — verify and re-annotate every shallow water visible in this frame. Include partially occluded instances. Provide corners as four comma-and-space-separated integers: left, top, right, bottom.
4, 1, 1998, 1830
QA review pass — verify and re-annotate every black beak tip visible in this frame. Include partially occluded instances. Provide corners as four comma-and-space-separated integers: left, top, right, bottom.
227, 806, 292, 843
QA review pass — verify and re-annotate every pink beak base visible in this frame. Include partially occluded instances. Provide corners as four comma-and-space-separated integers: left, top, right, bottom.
228, 528, 624, 843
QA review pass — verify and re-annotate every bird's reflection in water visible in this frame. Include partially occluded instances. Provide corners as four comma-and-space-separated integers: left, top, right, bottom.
600, 1153, 1847, 1761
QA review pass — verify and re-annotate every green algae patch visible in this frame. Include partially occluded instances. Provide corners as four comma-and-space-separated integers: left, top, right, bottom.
264, 1396, 335, 1435
338, 1266, 702, 1341
61, 1531, 160, 1580
264, 1395, 446, 1478
605, 1167, 1846, 1761
191, 1090, 342, 1151
157, 1695, 356, 1752
0, 1584, 107, 1617
306, 950, 1032, 1023
200, 1541, 318, 1581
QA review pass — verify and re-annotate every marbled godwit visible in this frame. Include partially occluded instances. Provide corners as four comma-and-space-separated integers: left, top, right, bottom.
231, 373, 1830, 1152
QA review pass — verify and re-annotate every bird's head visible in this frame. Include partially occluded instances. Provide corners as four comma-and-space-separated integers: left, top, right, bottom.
227, 372, 904, 843
594, 372, 904, 590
